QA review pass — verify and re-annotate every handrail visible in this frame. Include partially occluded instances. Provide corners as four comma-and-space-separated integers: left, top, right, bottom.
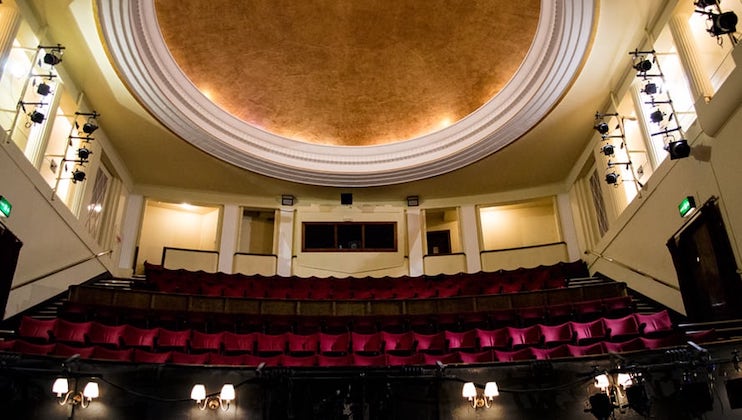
480, 241, 566, 254
586, 250, 680, 291
10, 249, 113, 291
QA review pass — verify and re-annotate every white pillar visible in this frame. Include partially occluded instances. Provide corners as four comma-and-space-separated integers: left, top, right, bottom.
217, 204, 240, 274
556, 193, 581, 261
459, 204, 482, 273
118, 194, 143, 276
406, 208, 424, 277
0, 4, 21, 82
669, 13, 714, 102
276, 207, 295, 277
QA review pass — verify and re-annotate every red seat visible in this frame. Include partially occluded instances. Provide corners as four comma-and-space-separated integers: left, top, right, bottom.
685, 329, 717, 344
53, 319, 92, 346
422, 352, 461, 365
494, 348, 534, 362
87, 322, 127, 348
190, 331, 224, 353
286, 332, 319, 355
0, 339, 15, 350
567, 342, 606, 357
387, 353, 424, 366
208, 352, 246, 366
221, 331, 258, 354
459, 350, 494, 363
507, 325, 541, 349
52, 343, 95, 359
121, 325, 160, 350
351, 332, 383, 355
92, 346, 133, 361
280, 354, 317, 367
171, 351, 209, 365
380, 331, 416, 355
352, 354, 387, 366
475, 328, 510, 350
539, 322, 573, 347
603, 337, 645, 353
317, 354, 353, 367
243, 354, 281, 367
14, 340, 55, 355
319, 332, 350, 355
531, 344, 570, 360
604, 315, 640, 342
517, 306, 548, 325
640, 334, 683, 349
133, 349, 171, 363
18, 316, 57, 342
602, 296, 634, 316
255, 333, 287, 356
636, 310, 674, 337
444, 330, 478, 352
157, 328, 191, 352
570, 319, 607, 345
413, 332, 447, 354
546, 303, 574, 323
573, 299, 604, 321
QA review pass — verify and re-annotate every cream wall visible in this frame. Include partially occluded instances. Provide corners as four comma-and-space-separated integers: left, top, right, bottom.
479, 197, 561, 251
424, 208, 462, 254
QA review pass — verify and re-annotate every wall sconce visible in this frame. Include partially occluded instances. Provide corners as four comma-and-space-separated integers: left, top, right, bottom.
52, 378, 99, 408
406, 195, 419, 207
191, 383, 235, 411
462, 381, 499, 409
281, 194, 295, 206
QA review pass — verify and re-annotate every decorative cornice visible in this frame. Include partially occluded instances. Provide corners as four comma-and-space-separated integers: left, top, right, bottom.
97, 0, 595, 187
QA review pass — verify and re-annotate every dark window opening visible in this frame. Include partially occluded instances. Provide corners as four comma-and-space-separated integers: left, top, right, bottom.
303, 222, 397, 251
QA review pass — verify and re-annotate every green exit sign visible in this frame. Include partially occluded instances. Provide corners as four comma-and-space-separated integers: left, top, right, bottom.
0, 196, 11, 218
678, 196, 696, 217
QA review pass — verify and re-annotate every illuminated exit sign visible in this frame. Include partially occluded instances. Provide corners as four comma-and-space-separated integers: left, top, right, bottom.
678, 196, 696, 218
0, 196, 11, 218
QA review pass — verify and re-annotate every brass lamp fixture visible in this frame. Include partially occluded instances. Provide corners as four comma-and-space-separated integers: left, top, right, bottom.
52, 378, 99, 408
190, 383, 235, 411
462, 381, 499, 408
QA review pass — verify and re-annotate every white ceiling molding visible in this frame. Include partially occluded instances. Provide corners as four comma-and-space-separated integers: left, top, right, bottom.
97, 0, 594, 187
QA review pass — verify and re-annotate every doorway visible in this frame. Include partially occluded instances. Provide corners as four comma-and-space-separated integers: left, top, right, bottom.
667, 199, 742, 322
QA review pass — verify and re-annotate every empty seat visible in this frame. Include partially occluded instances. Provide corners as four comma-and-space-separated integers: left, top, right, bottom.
685, 329, 717, 344
255, 333, 287, 356
570, 319, 607, 345
170, 351, 209, 365
567, 342, 606, 357
157, 328, 191, 352
636, 310, 674, 337
602, 296, 634, 316
531, 345, 570, 360
640, 335, 683, 350
444, 330, 478, 353
87, 322, 127, 348
573, 299, 604, 321
507, 325, 541, 349
603, 338, 645, 353
14, 340, 55, 356
121, 325, 160, 350
280, 354, 317, 367
317, 354, 353, 367
208, 352, 246, 366
380, 331, 416, 355
422, 352, 461, 365
459, 350, 494, 363
286, 332, 319, 355
387, 353, 424, 366
604, 314, 640, 342
318, 332, 351, 355
52, 343, 95, 359
539, 322, 573, 347
53, 319, 92, 346
494, 348, 534, 362
351, 332, 383, 355
243, 354, 281, 367
133, 349, 171, 363
517, 306, 548, 325
190, 331, 224, 353
18, 316, 57, 342
352, 354, 387, 366
475, 328, 510, 350
92, 346, 133, 361
413, 332, 446, 354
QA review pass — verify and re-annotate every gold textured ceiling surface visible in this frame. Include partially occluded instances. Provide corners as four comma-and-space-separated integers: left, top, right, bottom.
154, 0, 540, 146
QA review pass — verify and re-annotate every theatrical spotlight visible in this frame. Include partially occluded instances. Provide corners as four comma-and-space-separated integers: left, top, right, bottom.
71, 169, 86, 183
642, 82, 658, 95
83, 120, 98, 134
708, 11, 738, 37
39, 44, 65, 67
650, 109, 665, 124
666, 139, 691, 160
694, 0, 718, 8
601, 144, 615, 156
594, 122, 610, 135
585, 392, 615, 420
36, 82, 52, 96
605, 172, 620, 185
77, 148, 92, 161
29, 110, 45, 124
633, 59, 652, 73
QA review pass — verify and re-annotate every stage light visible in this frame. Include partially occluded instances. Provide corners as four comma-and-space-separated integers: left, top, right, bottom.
642, 82, 658, 95
601, 144, 615, 156
667, 139, 691, 160
650, 109, 664, 124
36, 82, 52, 96
72, 169, 86, 183
77, 148, 92, 161
594, 122, 610, 135
82, 121, 99, 134
29, 110, 45, 124
708, 11, 738, 37
605, 172, 619, 185
633, 60, 652, 73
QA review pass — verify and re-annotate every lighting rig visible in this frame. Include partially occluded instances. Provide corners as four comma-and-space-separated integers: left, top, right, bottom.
694, 0, 738, 46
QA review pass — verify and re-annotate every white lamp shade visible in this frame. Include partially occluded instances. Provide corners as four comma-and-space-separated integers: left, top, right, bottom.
52, 378, 69, 396
191, 384, 206, 401
617, 373, 633, 387
484, 382, 499, 398
462, 382, 477, 398
220, 384, 235, 401
83, 382, 99, 399
594, 374, 610, 390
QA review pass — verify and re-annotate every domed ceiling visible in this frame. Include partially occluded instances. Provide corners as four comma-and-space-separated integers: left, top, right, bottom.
97, 0, 594, 186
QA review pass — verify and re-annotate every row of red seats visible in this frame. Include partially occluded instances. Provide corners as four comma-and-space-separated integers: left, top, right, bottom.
0, 329, 717, 367
143, 260, 588, 299
15, 311, 679, 356
59, 294, 635, 335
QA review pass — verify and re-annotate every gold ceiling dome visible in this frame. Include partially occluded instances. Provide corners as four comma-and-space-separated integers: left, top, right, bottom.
97, 0, 595, 186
